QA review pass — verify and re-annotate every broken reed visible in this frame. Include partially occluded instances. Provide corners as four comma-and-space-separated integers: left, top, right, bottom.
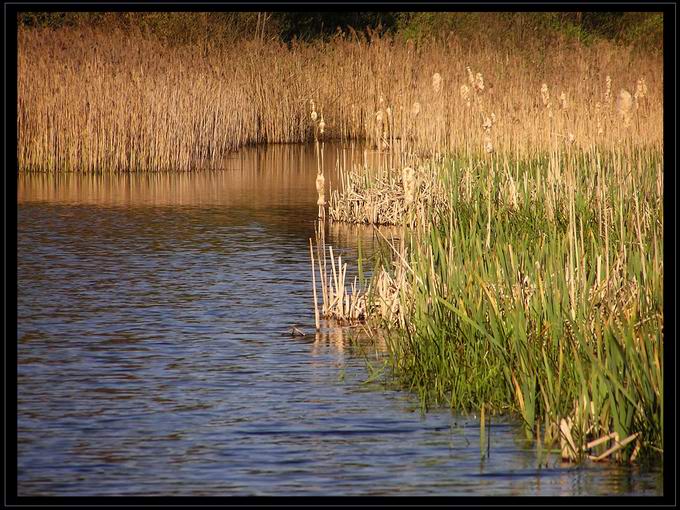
309, 224, 368, 325
309, 221, 414, 328
328, 157, 450, 226
357, 146, 662, 464
18, 25, 662, 172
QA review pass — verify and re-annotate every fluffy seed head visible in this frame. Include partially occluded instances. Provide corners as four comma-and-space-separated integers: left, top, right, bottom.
541, 83, 549, 106
316, 173, 325, 193
466, 66, 475, 86
617, 89, 633, 116
402, 166, 416, 205
634, 77, 648, 105
475, 73, 485, 92
432, 72, 442, 93
559, 91, 568, 110
376, 109, 384, 124
604, 76, 612, 105
483, 134, 494, 154
412, 101, 421, 116
460, 84, 470, 104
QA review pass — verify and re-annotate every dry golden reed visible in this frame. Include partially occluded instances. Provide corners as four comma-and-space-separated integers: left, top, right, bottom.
18, 25, 662, 172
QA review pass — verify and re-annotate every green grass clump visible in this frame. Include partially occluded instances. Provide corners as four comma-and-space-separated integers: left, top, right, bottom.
370, 148, 662, 463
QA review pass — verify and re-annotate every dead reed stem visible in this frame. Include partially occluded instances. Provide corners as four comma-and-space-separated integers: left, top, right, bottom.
309, 237, 320, 331
18, 26, 662, 172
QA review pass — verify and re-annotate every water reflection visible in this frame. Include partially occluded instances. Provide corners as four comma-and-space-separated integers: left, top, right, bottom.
17, 142, 386, 209
17, 143, 662, 496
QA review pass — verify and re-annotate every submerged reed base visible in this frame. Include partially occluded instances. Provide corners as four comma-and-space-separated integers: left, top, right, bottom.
309, 222, 415, 328
309, 224, 369, 325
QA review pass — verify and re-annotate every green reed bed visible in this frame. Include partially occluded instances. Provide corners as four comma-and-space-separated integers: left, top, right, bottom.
357, 147, 662, 463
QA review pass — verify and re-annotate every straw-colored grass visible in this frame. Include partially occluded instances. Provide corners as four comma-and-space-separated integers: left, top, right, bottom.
18, 25, 662, 172
310, 225, 369, 324
328, 158, 449, 226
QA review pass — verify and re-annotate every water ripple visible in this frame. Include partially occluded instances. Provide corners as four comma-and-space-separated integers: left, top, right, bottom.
17, 144, 662, 496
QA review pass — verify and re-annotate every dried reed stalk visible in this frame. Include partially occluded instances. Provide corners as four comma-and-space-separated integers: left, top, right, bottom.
18, 25, 662, 172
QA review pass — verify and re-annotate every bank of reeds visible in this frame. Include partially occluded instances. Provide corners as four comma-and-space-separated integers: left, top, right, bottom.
18, 25, 662, 172
350, 146, 663, 464
20, 21, 664, 464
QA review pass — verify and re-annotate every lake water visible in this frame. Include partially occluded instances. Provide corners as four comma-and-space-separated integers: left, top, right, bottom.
17, 143, 663, 496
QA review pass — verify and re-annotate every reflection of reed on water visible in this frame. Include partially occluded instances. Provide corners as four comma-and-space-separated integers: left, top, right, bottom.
17, 142, 373, 208
325, 221, 400, 253
309, 320, 388, 358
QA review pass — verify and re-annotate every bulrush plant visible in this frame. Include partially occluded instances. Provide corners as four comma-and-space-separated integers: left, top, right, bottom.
308, 222, 413, 328
343, 146, 663, 464
19, 25, 662, 172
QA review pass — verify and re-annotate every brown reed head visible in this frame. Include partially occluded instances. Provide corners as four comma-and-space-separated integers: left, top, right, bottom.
432, 72, 442, 93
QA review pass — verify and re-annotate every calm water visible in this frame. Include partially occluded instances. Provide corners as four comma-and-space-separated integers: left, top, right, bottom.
17, 143, 662, 496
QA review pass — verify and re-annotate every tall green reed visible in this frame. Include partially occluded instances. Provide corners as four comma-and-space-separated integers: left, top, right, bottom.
369, 148, 662, 463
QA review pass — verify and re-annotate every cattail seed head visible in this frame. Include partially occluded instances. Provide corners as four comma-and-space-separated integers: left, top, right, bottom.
432, 72, 442, 93
402, 166, 416, 205
460, 84, 471, 106
617, 89, 633, 128
311, 110, 318, 121
617, 88, 633, 116
483, 133, 494, 154
376, 109, 384, 124
541, 83, 550, 106
475, 72, 485, 92
412, 101, 421, 116
319, 116, 326, 134
634, 77, 648, 107
604, 76, 612, 106
316, 171, 325, 206
466, 66, 475, 86
316, 172, 325, 193
559, 91, 568, 110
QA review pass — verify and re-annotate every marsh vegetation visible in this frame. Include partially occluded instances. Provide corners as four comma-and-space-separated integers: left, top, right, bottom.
17, 11, 664, 467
